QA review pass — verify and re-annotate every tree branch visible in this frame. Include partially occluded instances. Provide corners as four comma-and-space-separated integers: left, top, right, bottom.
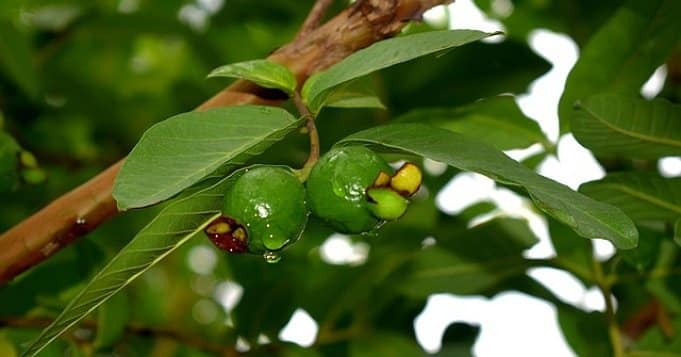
0, 0, 453, 284
296, 0, 336, 40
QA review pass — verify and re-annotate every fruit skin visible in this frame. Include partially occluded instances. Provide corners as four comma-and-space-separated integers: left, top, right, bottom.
306, 146, 393, 233
221, 166, 307, 254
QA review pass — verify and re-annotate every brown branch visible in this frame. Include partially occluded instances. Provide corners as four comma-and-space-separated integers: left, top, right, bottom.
296, 0, 336, 40
0, 0, 453, 284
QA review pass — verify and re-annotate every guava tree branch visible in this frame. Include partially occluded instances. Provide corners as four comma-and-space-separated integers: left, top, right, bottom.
296, 0, 336, 40
0, 0, 453, 284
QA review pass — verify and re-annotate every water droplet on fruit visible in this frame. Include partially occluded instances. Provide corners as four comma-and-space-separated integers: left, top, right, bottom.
263, 251, 281, 264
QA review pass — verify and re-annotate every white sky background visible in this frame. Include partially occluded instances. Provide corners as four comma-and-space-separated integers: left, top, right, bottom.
177, 0, 677, 354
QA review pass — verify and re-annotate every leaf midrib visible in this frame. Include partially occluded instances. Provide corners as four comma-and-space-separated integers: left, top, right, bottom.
24, 210, 221, 356
341, 135, 634, 244
578, 102, 681, 149
588, 182, 681, 215
119, 118, 299, 207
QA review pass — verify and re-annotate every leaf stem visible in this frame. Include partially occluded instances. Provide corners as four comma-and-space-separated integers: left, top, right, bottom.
293, 91, 320, 181
594, 259, 625, 357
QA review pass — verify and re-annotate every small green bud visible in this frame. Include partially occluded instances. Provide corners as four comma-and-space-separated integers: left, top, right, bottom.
367, 188, 409, 221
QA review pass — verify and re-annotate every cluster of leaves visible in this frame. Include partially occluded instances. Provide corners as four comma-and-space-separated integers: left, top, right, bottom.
1, 0, 680, 356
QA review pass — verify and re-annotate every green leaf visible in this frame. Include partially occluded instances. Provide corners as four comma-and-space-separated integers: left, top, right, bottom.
436, 323, 479, 357
0, 333, 17, 357
399, 218, 538, 297
559, 0, 681, 131
326, 94, 386, 110
93, 289, 130, 350
572, 94, 681, 159
675, 218, 681, 246
207, 59, 297, 95
302, 30, 499, 113
0, 131, 20, 193
350, 332, 424, 357
113, 106, 302, 210
396, 95, 550, 150
23, 169, 247, 357
621, 228, 664, 272
382, 40, 551, 114
339, 123, 638, 249
633, 317, 681, 356
644, 241, 681, 314
548, 219, 594, 280
580, 172, 681, 222
0, 20, 39, 98
557, 307, 611, 357
322, 76, 386, 110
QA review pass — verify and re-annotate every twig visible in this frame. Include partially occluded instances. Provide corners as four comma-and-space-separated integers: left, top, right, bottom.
296, 0, 335, 40
293, 92, 319, 181
0, 0, 452, 284
594, 259, 625, 357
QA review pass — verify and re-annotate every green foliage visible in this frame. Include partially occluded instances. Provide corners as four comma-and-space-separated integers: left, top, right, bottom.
397, 95, 550, 150
113, 106, 302, 209
339, 123, 638, 249
208, 59, 297, 95
302, 30, 499, 113
93, 289, 130, 351
0, 131, 20, 192
580, 173, 681, 222
559, 0, 681, 131
0, 20, 39, 98
23, 169, 246, 356
2, 1, 681, 356
572, 94, 681, 159
399, 218, 538, 297
474, 0, 623, 44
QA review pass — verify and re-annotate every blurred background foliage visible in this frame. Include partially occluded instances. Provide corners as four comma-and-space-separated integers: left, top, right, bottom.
1, 0, 680, 356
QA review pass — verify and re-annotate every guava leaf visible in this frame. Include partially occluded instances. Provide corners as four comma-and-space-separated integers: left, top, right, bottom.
580, 172, 681, 222
23, 168, 248, 357
113, 106, 302, 209
339, 123, 638, 249
302, 30, 499, 113
208, 59, 297, 95
559, 0, 681, 131
397, 95, 549, 150
572, 94, 681, 159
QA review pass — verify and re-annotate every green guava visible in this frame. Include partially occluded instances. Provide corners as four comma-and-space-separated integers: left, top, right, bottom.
209, 166, 307, 254
306, 146, 394, 233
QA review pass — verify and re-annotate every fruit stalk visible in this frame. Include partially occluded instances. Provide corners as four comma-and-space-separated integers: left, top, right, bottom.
294, 92, 320, 181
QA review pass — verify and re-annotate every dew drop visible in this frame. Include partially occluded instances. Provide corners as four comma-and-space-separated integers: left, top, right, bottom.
263, 251, 281, 264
